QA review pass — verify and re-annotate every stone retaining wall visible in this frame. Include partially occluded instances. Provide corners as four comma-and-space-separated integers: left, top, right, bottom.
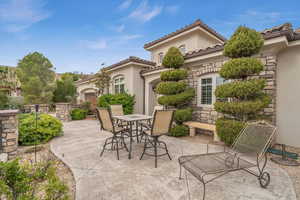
56, 103, 71, 122
24, 104, 50, 113
186, 53, 277, 124
0, 110, 19, 161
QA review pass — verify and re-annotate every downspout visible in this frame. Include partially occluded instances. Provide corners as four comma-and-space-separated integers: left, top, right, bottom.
141, 74, 145, 114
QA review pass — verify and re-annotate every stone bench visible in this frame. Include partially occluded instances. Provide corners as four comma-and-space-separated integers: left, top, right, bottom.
183, 121, 220, 142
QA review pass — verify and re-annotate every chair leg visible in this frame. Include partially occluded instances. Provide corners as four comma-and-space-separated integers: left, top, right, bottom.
140, 135, 148, 160
179, 164, 183, 180
160, 140, 172, 160
154, 137, 158, 168
116, 137, 119, 160
202, 182, 206, 200
100, 138, 109, 157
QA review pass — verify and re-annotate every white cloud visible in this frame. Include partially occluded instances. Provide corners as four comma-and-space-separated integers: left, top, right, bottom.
0, 0, 51, 32
128, 0, 162, 22
82, 39, 107, 50
121, 34, 142, 40
165, 5, 179, 15
118, 0, 133, 10
113, 24, 125, 33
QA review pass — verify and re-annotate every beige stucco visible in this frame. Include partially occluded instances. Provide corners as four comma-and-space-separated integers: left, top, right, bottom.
108, 63, 147, 114
149, 30, 221, 64
277, 45, 300, 147
76, 79, 98, 104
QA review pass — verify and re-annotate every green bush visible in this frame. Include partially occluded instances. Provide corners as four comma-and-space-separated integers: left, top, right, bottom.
216, 118, 245, 145
18, 113, 63, 146
214, 95, 271, 116
70, 108, 88, 120
155, 81, 187, 95
224, 26, 264, 58
174, 108, 193, 124
0, 91, 9, 109
0, 159, 70, 200
160, 69, 188, 81
170, 125, 189, 137
220, 58, 264, 79
215, 79, 266, 99
7, 96, 25, 109
97, 93, 135, 114
162, 47, 184, 68
158, 88, 195, 107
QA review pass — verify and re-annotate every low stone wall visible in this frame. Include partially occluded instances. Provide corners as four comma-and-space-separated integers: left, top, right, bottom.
0, 110, 19, 161
186, 53, 277, 125
56, 103, 71, 122
24, 104, 50, 113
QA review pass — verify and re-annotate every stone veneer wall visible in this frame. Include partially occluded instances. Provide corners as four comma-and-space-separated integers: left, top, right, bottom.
187, 53, 277, 125
24, 104, 50, 113
56, 103, 71, 122
0, 110, 19, 161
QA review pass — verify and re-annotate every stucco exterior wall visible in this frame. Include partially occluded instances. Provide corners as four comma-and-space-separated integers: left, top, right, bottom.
150, 31, 220, 63
76, 80, 98, 104
277, 45, 300, 147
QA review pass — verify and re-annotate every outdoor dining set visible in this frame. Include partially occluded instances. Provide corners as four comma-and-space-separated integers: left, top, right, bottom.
96, 104, 277, 199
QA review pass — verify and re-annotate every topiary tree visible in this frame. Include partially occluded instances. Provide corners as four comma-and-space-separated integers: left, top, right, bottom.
156, 47, 195, 136
215, 26, 271, 145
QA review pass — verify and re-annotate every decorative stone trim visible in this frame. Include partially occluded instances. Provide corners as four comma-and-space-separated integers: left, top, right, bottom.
24, 104, 50, 113
186, 54, 277, 125
0, 110, 19, 161
56, 103, 71, 122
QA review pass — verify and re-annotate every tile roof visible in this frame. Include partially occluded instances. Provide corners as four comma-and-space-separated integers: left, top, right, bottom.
104, 56, 156, 71
143, 19, 227, 49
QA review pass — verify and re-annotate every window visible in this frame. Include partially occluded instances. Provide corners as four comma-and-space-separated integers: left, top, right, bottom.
198, 74, 227, 106
158, 52, 164, 64
114, 76, 125, 94
179, 45, 186, 54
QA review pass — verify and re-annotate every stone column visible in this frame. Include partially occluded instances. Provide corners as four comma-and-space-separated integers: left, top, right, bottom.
56, 103, 71, 122
0, 110, 19, 161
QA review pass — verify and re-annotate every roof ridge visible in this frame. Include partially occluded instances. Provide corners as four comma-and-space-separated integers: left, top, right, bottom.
143, 19, 226, 49
104, 56, 156, 71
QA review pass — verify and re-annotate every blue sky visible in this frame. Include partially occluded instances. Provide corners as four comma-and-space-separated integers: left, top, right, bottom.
0, 0, 299, 74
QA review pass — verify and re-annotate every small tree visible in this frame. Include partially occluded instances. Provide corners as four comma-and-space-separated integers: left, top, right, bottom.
156, 47, 195, 136
214, 26, 271, 145
95, 68, 111, 95
17, 52, 56, 104
53, 75, 77, 103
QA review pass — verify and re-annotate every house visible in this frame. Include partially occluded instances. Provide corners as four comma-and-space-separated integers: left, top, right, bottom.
75, 19, 300, 148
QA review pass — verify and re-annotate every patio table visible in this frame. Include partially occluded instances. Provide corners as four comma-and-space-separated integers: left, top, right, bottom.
113, 114, 152, 159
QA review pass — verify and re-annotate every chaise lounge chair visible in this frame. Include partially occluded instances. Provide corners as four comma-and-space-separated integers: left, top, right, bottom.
178, 121, 277, 200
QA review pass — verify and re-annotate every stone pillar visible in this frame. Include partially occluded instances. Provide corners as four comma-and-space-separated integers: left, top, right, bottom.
0, 110, 19, 161
56, 103, 71, 122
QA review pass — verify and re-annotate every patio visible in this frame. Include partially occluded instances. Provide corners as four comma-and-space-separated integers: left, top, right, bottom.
50, 120, 296, 200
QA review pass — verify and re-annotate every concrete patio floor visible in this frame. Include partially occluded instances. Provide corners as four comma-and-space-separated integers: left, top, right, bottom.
50, 120, 297, 200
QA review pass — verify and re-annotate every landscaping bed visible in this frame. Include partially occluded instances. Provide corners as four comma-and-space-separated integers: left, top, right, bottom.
17, 143, 76, 200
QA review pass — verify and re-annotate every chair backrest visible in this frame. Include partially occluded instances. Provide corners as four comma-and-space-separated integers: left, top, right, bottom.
151, 110, 174, 136
96, 107, 114, 132
232, 121, 277, 160
110, 104, 124, 116
152, 105, 164, 116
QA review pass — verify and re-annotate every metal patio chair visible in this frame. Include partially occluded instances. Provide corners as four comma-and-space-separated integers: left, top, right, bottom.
97, 107, 129, 160
140, 110, 174, 168
178, 121, 277, 200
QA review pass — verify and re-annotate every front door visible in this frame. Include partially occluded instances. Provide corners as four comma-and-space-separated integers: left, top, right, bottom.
84, 92, 97, 109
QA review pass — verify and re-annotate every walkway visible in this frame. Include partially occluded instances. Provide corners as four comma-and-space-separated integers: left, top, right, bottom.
50, 120, 296, 200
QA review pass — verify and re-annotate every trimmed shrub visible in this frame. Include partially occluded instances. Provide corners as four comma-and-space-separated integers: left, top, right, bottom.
19, 113, 63, 146
216, 118, 245, 145
162, 47, 184, 68
170, 124, 189, 137
158, 88, 195, 107
0, 91, 9, 109
224, 26, 264, 58
7, 96, 25, 110
160, 69, 188, 81
220, 58, 264, 79
174, 108, 193, 124
215, 79, 266, 99
70, 108, 88, 120
155, 81, 187, 95
97, 93, 135, 114
214, 95, 271, 116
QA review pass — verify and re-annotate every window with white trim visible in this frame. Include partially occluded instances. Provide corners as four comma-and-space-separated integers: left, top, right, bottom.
114, 76, 125, 94
198, 74, 226, 106
158, 52, 164, 64
179, 45, 186, 54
